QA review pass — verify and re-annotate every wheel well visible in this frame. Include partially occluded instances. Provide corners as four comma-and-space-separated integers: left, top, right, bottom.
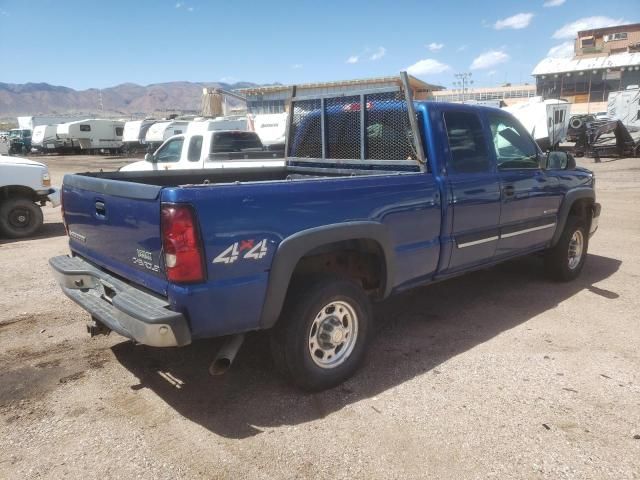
569, 197, 593, 228
0, 185, 39, 203
290, 239, 386, 298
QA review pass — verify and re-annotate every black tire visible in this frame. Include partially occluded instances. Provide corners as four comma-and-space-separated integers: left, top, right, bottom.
545, 216, 588, 281
0, 198, 44, 239
270, 276, 372, 391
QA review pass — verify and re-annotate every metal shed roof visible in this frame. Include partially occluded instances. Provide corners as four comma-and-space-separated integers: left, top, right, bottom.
532, 52, 640, 76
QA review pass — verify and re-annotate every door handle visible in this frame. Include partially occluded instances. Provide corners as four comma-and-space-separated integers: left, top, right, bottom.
502, 185, 515, 197
95, 201, 106, 217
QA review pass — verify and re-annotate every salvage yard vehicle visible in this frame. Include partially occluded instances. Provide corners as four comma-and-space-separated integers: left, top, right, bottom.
119, 129, 284, 171
49, 73, 600, 391
7, 129, 32, 155
0, 155, 60, 238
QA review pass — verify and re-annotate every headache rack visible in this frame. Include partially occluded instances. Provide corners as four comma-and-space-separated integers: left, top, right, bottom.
284, 71, 427, 173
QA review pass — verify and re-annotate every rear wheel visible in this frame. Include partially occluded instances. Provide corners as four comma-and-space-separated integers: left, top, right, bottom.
270, 276, 371, 391
0, 198, 44, 238
545, 216, 588, 281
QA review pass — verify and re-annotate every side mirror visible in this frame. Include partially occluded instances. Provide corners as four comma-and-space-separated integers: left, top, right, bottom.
144, 153, 155, 162
546, 151, 575, 170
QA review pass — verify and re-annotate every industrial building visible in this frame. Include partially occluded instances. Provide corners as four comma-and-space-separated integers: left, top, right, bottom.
236, 75, 442, 114
533, 23, 640, 114
431, 84, 536, 105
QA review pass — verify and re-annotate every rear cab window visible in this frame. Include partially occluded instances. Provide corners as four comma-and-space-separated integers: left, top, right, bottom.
210, 132, 262, 153
443, 110, 493, 174
188, 135, 203, 161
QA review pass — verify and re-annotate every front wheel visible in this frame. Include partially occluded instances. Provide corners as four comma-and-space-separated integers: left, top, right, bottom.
270, 276, 372, 391
545, 216, 588, 281
0, 198, 44, 238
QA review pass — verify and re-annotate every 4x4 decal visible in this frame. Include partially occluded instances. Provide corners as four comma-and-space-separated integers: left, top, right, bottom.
213, 239, 268, 264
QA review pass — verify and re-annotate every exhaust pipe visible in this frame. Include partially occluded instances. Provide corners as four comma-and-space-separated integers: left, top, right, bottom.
209, 334, 245, 376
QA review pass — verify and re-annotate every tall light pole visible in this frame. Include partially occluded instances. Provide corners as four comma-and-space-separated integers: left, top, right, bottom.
453, 72, 473, 103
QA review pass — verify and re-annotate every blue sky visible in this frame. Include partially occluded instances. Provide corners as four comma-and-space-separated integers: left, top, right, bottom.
0, 0, 638, 90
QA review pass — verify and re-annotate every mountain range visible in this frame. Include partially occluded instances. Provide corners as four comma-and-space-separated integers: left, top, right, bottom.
0, 81, 263, 120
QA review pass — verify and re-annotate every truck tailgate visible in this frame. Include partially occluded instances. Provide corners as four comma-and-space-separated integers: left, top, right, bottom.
62, 174, 168, 296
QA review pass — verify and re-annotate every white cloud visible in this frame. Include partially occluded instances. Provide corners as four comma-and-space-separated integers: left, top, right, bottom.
175, 2, 183, 7
547, 41, 575, 58
553, 16, 626, 39
457, 45, 467, 52
470, 50, 510, 70
427, 42, 444, 52
487, 70, 497, 77
406, 58, 451, 76
187, 6, 194, 11
346, 55, 359, 64
291, 64, 303, 69
370, 47, 386, 61
543, 0, 565, 7
494, 12, 534, 30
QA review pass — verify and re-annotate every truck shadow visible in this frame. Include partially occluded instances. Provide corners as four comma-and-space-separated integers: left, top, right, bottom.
112, 253, 621, 439
0, 222, 66, 245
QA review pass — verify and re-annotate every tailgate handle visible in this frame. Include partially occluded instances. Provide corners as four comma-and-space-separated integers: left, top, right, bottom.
95, 201, 106, 217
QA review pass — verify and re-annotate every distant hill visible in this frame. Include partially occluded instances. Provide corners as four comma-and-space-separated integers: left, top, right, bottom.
0, 80, 265, 120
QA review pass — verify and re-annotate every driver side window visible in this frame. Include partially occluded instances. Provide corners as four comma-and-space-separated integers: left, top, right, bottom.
155, 137, 184, 163
487, 114, 539, 170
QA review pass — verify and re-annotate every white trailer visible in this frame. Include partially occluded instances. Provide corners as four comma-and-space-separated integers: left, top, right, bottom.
186, 116, 248, 135
56, 119, 125, 153
144, 120, 189, 148
503, 97, 570, 150
252, 112, 288, 147
607, 86, 640, 130
31, 125, 62, 152
122, 119, 157, 153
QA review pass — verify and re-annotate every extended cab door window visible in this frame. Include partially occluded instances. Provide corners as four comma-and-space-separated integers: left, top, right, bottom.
187, 135, 203, 162
155, 137, 184, 163
487, 113, 539, 170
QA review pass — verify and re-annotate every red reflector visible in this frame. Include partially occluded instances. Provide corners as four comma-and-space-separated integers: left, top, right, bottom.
161, 204, 205, 283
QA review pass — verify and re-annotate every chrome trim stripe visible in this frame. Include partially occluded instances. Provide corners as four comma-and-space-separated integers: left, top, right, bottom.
500, 223, 556, 239
457, 236, 499, 248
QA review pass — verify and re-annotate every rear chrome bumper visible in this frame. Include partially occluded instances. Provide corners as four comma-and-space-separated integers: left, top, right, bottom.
590, 202, 601, 238
49, 255, 191, 347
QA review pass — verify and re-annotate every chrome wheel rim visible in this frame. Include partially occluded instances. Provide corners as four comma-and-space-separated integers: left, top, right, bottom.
308, 300, 358, 369
568, 229, 584, 270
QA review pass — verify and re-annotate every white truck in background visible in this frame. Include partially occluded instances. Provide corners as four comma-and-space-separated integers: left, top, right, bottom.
120, 129, 284, 172
0, 155, 60, 238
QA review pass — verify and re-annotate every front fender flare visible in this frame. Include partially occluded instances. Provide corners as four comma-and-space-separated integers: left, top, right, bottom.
259, 221, 395, 329
551, 187, 595, 246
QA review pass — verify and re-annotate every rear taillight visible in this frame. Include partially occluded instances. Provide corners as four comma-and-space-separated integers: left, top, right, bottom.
161, 204, 205, 283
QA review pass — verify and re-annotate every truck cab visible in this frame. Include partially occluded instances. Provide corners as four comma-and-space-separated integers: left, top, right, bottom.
120, 129, 284, 172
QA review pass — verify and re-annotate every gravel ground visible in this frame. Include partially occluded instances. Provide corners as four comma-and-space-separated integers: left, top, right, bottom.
0, 154, 639, 479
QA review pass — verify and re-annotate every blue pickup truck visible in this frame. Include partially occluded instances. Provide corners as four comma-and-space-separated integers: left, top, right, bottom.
50, 74, 600, 391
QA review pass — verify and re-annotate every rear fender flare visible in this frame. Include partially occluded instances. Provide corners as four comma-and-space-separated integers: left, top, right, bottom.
551, 187, 595, 246
259, 222, 394, 329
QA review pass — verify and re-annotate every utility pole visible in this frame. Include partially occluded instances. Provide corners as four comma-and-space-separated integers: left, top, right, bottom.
453, 72, 473, 103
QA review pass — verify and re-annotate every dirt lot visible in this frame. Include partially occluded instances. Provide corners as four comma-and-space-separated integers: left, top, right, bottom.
1, 154, 639, 479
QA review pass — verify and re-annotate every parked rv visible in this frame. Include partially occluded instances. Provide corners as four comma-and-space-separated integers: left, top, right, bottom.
56, 119, 125, 154
608, 86, 640, 130
252, 112, 288, 150
122, 119, 157, 154
503, 97, 570, 150
187, 116, 248, 134
31, 125, 61, 153
144, 120, 189, 149
120, 130, 284, 172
